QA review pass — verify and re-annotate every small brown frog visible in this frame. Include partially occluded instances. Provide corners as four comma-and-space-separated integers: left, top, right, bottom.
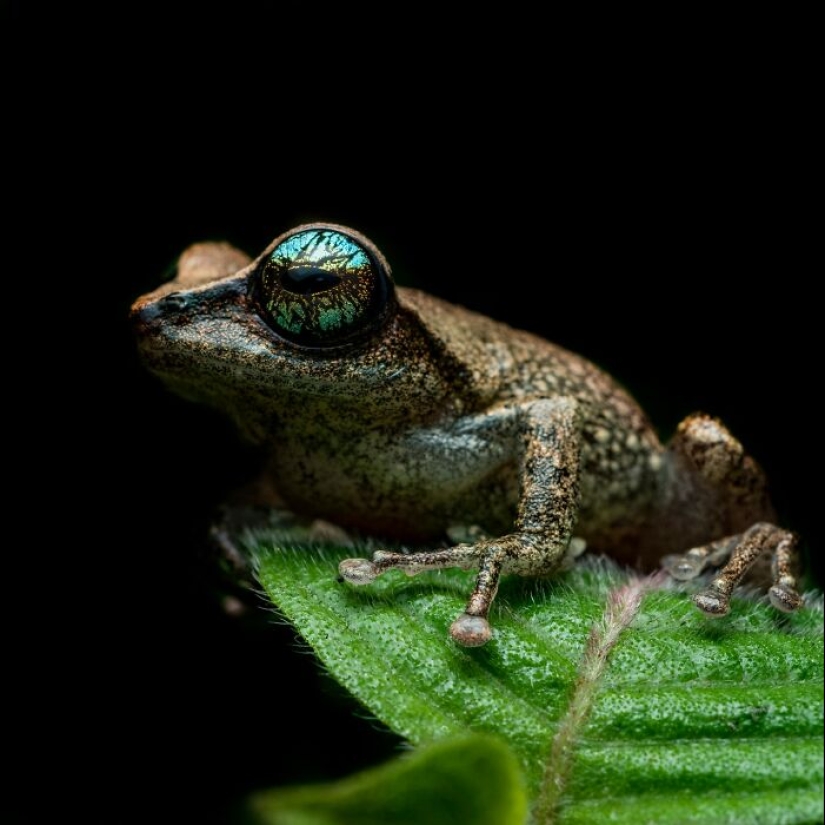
131, 224, 803, 646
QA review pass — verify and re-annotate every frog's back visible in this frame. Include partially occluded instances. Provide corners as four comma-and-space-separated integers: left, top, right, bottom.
401, 287, 660, 449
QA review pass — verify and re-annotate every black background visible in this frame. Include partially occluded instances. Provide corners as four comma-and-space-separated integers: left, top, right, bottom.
14, 93, 818, 823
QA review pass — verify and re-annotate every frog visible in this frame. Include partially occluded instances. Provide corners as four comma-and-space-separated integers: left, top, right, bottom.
131, 223, 803, 647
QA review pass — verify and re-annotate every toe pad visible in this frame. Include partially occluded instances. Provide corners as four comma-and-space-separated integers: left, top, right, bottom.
450, 614, 493, 647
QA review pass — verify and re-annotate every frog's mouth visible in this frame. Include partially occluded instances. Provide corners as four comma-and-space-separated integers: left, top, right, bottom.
132, 270, 390, 397
131, 240, 455, 425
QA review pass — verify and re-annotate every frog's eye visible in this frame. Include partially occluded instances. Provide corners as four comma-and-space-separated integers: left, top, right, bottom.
252, 226, 394, 349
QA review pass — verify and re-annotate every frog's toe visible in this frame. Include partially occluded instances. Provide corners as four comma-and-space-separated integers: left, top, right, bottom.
693, 587, 730, 616
666, 556, 705, 581
338, 558, 379, 584
663, 550, 706, 581
769, 582, 803, 613
450, 613, 493, 647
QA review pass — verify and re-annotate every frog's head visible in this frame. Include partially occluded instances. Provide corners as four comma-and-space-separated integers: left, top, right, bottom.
131, 224, 483, 441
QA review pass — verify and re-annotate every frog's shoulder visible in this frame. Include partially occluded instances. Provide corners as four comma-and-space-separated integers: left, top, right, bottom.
397, 287, 513, 342
396, 287, 561, 400
396, 287, 636, 410
397, 286, 572, 354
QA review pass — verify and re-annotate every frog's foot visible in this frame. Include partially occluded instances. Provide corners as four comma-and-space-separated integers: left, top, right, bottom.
338, 545, 491, 645
339, 543, 502, 646
664, 523, 803, 616
339, 533, 571, 647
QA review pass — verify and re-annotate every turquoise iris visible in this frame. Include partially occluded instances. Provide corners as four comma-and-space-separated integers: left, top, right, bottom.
253, 224, 392, 348
271, 229, 371, 276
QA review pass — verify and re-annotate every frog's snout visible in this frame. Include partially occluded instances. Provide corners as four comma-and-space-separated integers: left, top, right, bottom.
130, 292, 193, 335
130, 297, 159, 335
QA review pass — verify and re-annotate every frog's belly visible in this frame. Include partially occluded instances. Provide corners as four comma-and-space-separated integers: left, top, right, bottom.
268, 424, 520, 541
267, 417, 662, 549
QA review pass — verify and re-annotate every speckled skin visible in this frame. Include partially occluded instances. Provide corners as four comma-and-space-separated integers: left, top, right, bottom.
132, 225, 803, 646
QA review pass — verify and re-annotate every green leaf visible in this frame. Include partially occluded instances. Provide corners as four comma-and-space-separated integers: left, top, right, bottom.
253, 538, 824, 825
242, 734, 527, 825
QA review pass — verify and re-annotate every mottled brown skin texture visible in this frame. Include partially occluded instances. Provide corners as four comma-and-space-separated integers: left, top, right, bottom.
132, 224, 803, 646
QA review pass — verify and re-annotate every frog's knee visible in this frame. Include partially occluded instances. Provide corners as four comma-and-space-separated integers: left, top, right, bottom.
177, 242, 252, 288
671, 413, 745, 484
669, 413, 773, 523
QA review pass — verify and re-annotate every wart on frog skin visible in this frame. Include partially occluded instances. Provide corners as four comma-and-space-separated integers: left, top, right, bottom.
132, 223, 803, 647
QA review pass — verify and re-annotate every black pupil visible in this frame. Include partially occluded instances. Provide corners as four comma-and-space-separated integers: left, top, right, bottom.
280, 265, 342, 295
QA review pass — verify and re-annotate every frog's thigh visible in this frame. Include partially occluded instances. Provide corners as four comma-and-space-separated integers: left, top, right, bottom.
340, 396, 583, 646
664, 414, 801, 614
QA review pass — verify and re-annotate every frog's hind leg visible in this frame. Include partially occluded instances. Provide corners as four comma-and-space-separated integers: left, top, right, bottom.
666, 523, 803, 615
663, 413, 804, 615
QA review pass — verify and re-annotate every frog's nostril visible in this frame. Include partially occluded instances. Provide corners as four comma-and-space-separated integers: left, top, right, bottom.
160, 292, 191, 311
130, 292, 190, 332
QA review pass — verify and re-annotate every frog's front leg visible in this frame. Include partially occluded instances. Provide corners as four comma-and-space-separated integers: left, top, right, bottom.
339, 397, 581, 647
